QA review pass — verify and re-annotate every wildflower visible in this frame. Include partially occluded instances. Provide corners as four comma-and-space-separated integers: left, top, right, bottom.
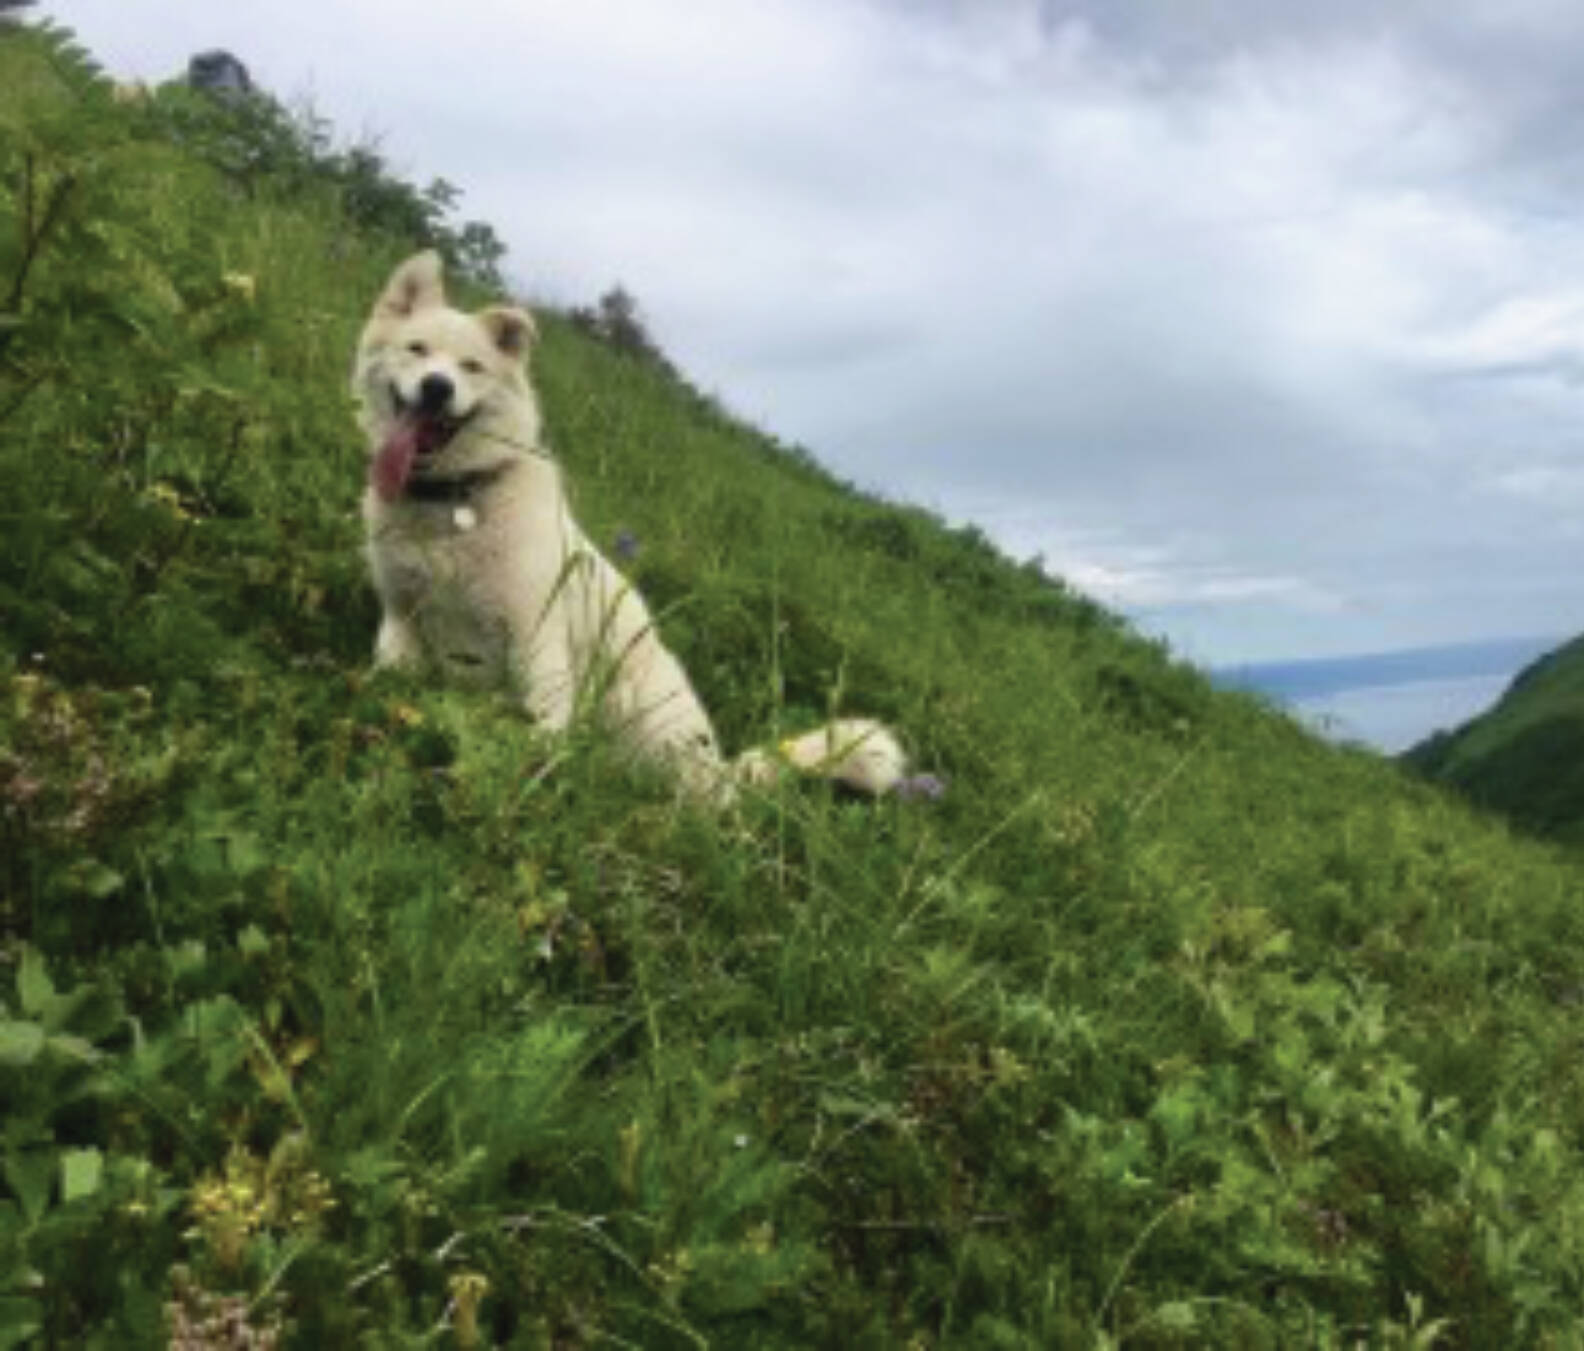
893, 773, 947, 803
449, 1271, 490, 1349
188, 1163, 265, 1270
282, 1164, 335, 1226
989, 1046, 1030, 1086
613, 528, 640, 562
147, 483, 192, 520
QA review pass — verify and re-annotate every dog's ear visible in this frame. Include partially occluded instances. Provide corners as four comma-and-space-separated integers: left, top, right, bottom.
478, 306, 537, 358
375, 251, 445, 319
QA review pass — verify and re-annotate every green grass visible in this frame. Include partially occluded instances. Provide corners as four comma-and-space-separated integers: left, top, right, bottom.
6, 24, 1584, 1348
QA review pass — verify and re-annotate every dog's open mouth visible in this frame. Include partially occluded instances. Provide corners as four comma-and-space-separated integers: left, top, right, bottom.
369, 394, 472, 501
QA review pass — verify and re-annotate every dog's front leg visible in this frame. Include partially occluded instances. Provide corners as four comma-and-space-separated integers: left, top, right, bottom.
374, 612, 424, 670
518, 639, 578, 733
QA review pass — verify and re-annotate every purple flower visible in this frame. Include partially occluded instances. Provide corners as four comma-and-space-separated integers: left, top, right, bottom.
893, 773, 947, 803
613, 529, 640, 562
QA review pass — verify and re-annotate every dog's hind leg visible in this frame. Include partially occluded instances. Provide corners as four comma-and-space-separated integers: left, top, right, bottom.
598, 643, 736, 802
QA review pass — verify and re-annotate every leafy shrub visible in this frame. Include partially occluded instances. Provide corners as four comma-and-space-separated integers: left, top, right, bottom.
568, 284, 679, 376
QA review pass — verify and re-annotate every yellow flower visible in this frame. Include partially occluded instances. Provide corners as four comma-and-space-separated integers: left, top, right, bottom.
147, 483, 191, 520
449, 1271, 490, 1349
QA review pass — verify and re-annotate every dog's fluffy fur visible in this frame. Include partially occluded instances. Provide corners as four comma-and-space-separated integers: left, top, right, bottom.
353, 251, 906, 800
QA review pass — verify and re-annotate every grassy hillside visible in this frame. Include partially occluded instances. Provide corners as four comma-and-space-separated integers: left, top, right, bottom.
7, 24, 1584, 1348
1406, 635, 1584, 846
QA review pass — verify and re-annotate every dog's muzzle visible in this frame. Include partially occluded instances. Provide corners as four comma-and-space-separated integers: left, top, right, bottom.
390, 380, 472, 456
370, 384, 480, 501
415, 372, 454, 417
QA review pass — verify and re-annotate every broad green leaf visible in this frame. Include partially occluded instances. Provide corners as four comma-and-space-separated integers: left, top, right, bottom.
70, 860, 126, 901
47, 983, 120, 1043
43, 1033, 100, 1066
166, 940, 207, 980
225, 831, 266, 876
16, 950, 53, 1020
0, 1022, 45, 1069
0, 1296, 44, 1351
60, 1147, 103, 1203
3, 1150, 54, 1226
237, 923, 270, 958
1152, 1301, 1199, 1332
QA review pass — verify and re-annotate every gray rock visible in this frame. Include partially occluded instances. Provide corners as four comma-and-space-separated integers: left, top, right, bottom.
187, 49, 254, 97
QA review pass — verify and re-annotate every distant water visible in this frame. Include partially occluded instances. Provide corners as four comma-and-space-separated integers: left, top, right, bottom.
1290, 673, 1514, 755
1216, 636, 1561, 756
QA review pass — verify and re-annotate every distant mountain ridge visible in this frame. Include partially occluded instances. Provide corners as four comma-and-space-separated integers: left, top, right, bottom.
1219, 635, 1559, 703
1404, 633, 1584, 842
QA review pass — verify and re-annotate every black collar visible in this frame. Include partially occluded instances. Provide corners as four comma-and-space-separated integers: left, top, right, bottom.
404, 460, 516, 505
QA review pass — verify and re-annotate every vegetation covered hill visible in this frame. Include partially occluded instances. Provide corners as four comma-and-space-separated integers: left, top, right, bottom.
1405, 635, 1584, 847
7, 22, 1584, 1349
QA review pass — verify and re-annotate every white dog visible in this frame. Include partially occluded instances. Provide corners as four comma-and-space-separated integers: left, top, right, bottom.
353, 251, 906, 800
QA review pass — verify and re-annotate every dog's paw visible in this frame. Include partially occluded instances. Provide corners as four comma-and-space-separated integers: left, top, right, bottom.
733, 748, 783, 789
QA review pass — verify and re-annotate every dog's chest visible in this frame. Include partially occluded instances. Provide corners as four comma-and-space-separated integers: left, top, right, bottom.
371, 506, 521, 683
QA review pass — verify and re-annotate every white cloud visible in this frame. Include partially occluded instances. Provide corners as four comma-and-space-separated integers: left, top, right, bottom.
1490, 465, 1584, 504
1415, 291, 1584, 381
963, 500, 1348, 614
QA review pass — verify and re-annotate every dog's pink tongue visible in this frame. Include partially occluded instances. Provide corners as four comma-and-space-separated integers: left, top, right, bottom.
371, 421, 419, 501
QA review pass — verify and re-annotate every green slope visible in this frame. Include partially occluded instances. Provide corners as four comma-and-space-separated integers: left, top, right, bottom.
7, 25, 1584, 1348
1406, 635, 1584, 844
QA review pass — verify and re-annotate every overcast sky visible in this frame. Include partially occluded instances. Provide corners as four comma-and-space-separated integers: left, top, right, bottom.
51, 0, 1584, 665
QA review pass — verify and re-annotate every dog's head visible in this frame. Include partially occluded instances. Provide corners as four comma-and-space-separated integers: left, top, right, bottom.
352, 251, 540, 500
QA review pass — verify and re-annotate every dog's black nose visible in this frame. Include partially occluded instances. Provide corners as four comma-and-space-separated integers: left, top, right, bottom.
417, 373, 453, 414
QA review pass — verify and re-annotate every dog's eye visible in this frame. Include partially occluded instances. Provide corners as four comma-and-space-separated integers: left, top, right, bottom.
407, 341, 429, 357
460, 358, 485, 375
